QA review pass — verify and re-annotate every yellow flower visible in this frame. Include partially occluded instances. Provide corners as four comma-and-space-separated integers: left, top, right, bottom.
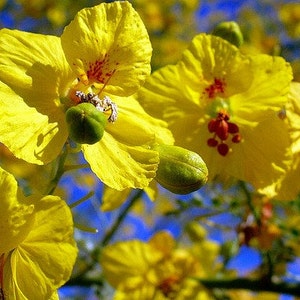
0, 2, 171, 190
0, 167, 77, 299
279, 3, 300, 38
138, 33, 293, 189
228, 290, 279, 300
101, 231, 211, 300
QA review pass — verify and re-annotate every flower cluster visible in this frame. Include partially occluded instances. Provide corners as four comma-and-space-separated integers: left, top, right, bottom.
101, 231, 218, 300
0, 2, 173, 298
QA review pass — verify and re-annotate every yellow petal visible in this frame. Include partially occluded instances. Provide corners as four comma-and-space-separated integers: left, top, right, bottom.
231, 54, 293, 121
0, 29, 73, 99
0, 168, 35, 254
82, 96, 173, 190
0, 29, 74, 164
0, 82, 68, 164
114, 285, 157, 300
61, 2, 152, 96
260, 82, 300, 200
4, 195, 77, 299
139, 64, 204, 120
286, 81, 300, 153
206, 115, 291, 188
101, 186, 132, 211
83, 136, 158, 190
101, 240, 163, 289
149, 231, 175, 256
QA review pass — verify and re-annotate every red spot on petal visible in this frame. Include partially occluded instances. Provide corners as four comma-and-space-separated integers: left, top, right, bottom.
86, 53, 118, 86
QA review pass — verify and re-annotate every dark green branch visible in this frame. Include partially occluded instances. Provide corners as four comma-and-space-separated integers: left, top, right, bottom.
67, 189, 144, 283
100, 189, 144, 246
197, 277, 300, 297
65, 276, 300, 297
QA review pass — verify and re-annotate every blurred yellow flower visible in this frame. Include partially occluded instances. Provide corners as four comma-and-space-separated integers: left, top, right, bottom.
101, 231, 211, 300
0, 167, 77, 299
133, 0, 200, 69
0, 0, 6, 10
138, 33, 293, 189
279, 2, 300, 38
228, 290, 279, 300
0, 2, 173, 190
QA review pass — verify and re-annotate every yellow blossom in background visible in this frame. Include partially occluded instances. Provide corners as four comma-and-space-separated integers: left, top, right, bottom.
238, 9, 280, 56
279, 2, 300, 38
133, 0, 200, 69
0, 0, 6, 10
101, 178, 158, 211
16, 0, 53, 18
0, 143, 69, 196
0, 2, 173, 190
0, 167, 77, 299
284, 215, 300, 257
46, 4, 67, 28
186, 223, 221, 276
228, 290, 279, 300
138, 33, 293, 189
101, 231, 211, 300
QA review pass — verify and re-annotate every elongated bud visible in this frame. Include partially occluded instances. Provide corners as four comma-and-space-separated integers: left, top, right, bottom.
154, 145, 208, 194
65, 103, 107, 144
212, 21, 244, 47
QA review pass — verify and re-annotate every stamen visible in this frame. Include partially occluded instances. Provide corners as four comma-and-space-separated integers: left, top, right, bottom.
75, 91, 117, 122
207, 110, 241, 156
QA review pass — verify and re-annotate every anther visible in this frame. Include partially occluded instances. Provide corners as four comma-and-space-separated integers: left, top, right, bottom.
206, 110, 241, 156
75, 91, 117, 122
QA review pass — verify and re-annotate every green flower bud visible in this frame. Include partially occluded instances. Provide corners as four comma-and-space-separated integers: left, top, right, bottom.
154, 144, 208, 194
65, 103, 107, 144
212, 21, 244, 47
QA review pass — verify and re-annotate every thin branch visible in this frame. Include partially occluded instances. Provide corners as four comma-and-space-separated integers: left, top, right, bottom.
197, 277, 300, 297
100, 189, 144, 246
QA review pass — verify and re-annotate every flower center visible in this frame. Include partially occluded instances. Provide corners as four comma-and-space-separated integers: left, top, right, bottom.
86, 54, 118, 85
157, 275, 180, 298
75, 91, 117, 122
207, 110, 241, 156
205, 78, 226, 99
